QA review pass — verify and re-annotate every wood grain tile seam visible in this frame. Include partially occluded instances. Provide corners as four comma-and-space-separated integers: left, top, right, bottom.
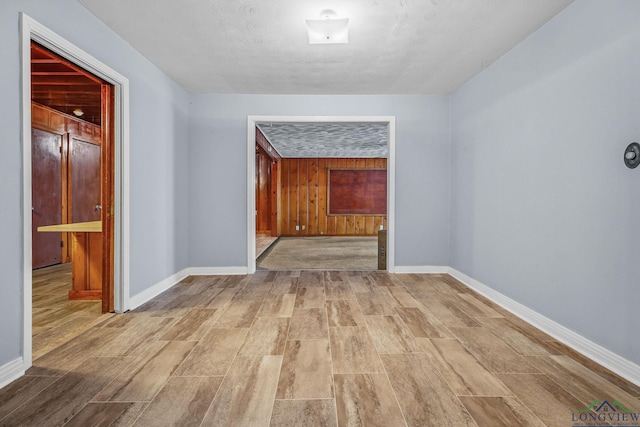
358, 277, 410, 427
377, 358, 410, 427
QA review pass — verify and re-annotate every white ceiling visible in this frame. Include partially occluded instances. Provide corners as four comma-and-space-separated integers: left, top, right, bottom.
77, 0, 573, 95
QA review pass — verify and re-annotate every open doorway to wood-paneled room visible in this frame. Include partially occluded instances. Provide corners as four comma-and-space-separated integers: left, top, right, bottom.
247, 116, 395, 274
21, 14, 130, 366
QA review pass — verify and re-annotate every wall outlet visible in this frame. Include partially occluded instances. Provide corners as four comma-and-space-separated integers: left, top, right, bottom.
295, 225, 300, 231
301, 225, 305, 230
379, 225, 384, 230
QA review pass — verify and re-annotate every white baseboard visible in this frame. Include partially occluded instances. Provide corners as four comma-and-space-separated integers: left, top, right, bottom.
393, 265, 450, 274
0, 357, 26, 390
128, 268, 190, 311
448, 267, 640, 388
187, 266, 249, 276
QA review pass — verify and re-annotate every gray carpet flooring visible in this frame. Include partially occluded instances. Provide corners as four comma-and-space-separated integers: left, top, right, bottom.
257, 236, 378, 270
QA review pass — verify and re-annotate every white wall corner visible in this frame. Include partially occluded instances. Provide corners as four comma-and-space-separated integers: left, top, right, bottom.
448, 267, 640, 388
127, 266, 249, 311
127, 268, 190, 311
393, 266, 450, 274
0, 358, 26, 390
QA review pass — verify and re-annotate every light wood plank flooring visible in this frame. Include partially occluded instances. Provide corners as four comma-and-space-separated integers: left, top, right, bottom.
3, 271, 638, 426
32, 263, 113, 360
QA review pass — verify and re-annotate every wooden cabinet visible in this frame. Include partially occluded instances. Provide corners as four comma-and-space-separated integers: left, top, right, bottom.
38, 221, 103, 300
31, 103, 101, 270
31, 128, 64, 268
69, 230, 103, 300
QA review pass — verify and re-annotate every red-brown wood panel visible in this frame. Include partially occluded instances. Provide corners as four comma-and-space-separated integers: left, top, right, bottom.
335, 215, 346, 235
270, 161, 278, 237
328, 169, 387, 215
318, 158, 328, 235
31, 105, 49, 129
308, 158, 319, 235
101, 83, 115, 312
68, 231, 103, 300
280, 159, 289, 235
70, 138, 101, 223
299, 159, 308, 235
289, 159, 299, 234
32, 128, 63, 269
364, 216, 374, 235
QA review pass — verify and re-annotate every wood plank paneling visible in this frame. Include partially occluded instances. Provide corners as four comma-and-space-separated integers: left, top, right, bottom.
280, 158, 387, 236
308, 158, 319, 235
31, 43, 103, 126
289, 159, 299, 235
280, 159, 289, 235
318, 158, 327, 235
255, 145, 272, 234
299, 159, 308, 235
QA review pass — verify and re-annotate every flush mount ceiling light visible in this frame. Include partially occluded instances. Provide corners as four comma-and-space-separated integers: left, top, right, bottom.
72, 108, 84, 117
305, 9, 349, 44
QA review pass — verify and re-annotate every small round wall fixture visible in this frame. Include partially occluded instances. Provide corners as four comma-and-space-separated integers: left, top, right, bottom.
624, 142, 640, 169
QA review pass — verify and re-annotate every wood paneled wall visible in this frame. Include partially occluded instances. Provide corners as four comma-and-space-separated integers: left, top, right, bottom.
255, 145, 274, 234
280, 158, 387, 236
255, 128, 280, 236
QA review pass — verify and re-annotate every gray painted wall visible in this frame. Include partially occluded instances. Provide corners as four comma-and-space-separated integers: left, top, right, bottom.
0, 0, 190, 366
188, 95, 451, 269
451, 0, 640, 364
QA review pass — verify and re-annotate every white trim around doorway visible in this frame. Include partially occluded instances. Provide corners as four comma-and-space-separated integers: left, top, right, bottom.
19, 13, 130, 372
246, 116, 396, 274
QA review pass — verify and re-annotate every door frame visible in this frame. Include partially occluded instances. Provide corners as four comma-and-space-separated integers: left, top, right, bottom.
246, 115, 396, 274
20, 14, 130, 367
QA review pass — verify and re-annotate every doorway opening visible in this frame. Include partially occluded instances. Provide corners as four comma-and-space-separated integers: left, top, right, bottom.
21, 14, 130, 367
246, 116, 396, 274
30, 41, 114, 358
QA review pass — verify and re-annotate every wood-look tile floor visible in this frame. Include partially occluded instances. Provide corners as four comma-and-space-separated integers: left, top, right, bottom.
32, 263, 113, 360
4, 271, 639, 426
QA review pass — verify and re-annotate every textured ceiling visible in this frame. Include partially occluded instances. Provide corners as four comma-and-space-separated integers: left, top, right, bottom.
77, 0, 573, 94
257, 122, 388, 158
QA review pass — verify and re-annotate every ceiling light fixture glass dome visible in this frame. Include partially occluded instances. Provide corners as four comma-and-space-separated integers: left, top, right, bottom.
305, 9, 349, 44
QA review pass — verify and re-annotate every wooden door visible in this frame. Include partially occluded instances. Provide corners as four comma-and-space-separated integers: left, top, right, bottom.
70, 137, 101, 223
32, 128, 63, 269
